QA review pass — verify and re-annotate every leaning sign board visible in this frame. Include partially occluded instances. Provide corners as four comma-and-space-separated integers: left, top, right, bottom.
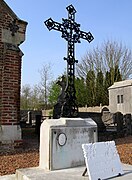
82, 141, 124, 180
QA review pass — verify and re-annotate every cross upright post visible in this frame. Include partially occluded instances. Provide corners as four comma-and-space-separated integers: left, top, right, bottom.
44, 4, 94, 118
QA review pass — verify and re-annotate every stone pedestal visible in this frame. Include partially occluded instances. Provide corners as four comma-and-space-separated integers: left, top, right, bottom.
0, 125, 21, 144
39, 117, 97, 170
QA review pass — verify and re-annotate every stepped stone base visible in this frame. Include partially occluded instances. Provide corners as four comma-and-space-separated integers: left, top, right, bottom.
0, 164, 132, 180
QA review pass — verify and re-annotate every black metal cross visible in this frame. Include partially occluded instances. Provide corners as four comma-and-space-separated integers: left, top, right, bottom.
9, 19, 19, 36
45, 4, 94, 118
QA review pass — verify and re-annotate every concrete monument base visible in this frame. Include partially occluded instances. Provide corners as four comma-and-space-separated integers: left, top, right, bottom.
0, 164, 129, 180
0, 125, 21, 144
39, 117, 97, 170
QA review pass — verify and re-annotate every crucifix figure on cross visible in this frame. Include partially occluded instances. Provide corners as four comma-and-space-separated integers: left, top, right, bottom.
44, 4, 94, 118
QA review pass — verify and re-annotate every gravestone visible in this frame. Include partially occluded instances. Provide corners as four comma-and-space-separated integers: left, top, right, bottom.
124, 114, 132, 135
82, 141, 124, 180
114, 112, 124, 136
0, 0, 27, 143
39, 117, 97, 170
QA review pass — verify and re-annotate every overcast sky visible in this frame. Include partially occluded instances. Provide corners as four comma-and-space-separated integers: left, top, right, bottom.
5, 0, 132, 86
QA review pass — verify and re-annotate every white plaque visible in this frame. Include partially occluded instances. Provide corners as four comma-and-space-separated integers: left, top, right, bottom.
82, 141, 124, 180
58, 133, 67, 146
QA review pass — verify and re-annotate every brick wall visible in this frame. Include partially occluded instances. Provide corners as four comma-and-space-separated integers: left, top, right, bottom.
1, 49, 22, 125
0, 0, 27, 127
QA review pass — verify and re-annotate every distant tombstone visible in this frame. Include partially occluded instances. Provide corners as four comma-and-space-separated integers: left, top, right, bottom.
82, 141, 124, 180
101, 107, 114, 127
124, 114, 132, 135
101, 107, 110, 125
27, 111, 32, 125
35, 115, 41, 135
114, 112, 124, 135
101, 106, 109, 114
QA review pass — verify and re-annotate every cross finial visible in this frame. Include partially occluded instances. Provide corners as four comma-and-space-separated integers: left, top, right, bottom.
9, 19, 19, 36
66, 4, 76, 14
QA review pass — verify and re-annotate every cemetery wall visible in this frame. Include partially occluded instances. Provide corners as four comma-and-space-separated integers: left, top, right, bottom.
43, 106, 108, 117
79, 112, 106, 132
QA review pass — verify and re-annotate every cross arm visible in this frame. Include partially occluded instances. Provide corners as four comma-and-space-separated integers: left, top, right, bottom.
44, 18, 63, 32
80, 30, 94, 43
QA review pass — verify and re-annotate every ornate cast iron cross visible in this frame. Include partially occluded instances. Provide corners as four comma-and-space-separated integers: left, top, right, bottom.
45, 4, 94, 118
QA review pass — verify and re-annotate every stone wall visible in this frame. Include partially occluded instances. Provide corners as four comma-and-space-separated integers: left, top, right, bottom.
78, 112, 106, 132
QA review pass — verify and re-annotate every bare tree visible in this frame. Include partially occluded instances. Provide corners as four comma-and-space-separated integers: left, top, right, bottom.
39, 63, 53, 109
77, 40, 132, 80
21, 84, 32, 110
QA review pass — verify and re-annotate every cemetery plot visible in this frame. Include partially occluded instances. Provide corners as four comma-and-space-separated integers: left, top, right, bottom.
0, 130, 131, 176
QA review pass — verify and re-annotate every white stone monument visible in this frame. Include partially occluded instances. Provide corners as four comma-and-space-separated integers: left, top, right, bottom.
39, 117, 97, 170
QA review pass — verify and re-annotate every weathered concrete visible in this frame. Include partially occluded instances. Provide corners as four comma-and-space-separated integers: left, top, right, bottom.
0, 164, 132, 180
0, 174, 15, 180
0, 125, 21, 143
39, 118, 97, 170
82, 141, 123, 180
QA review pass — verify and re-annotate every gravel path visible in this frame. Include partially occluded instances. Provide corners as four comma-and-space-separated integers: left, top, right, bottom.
0, 128, 131, 176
